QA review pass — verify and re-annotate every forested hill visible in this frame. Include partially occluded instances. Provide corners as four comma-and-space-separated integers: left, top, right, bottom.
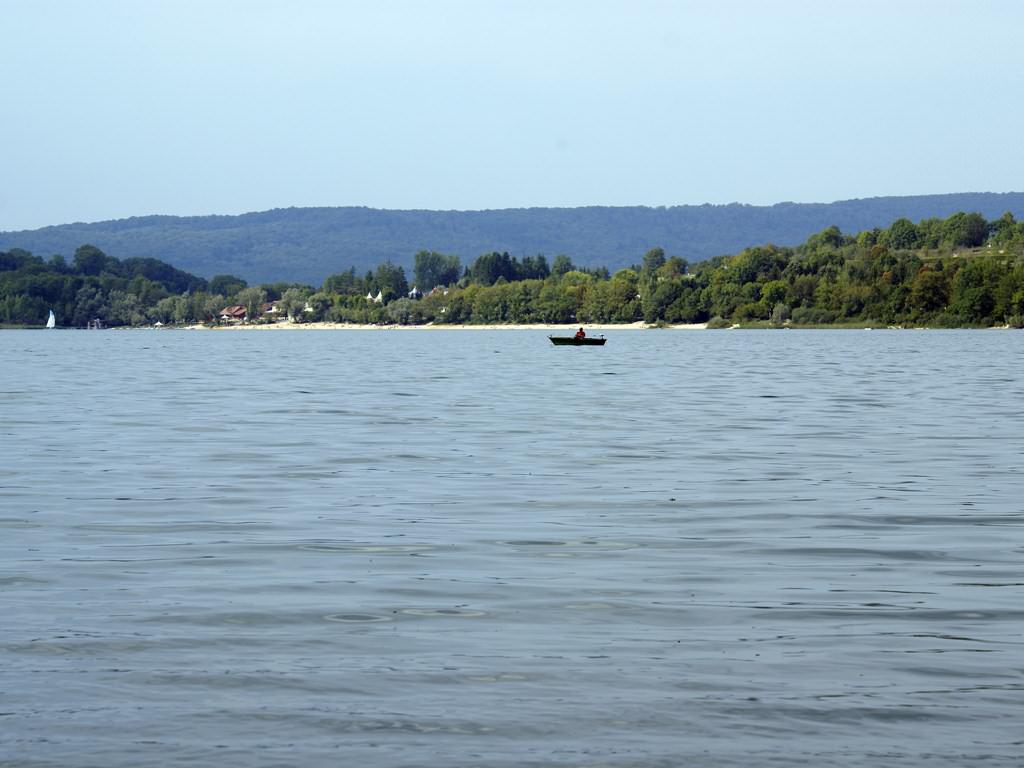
2, 192, 1023, 286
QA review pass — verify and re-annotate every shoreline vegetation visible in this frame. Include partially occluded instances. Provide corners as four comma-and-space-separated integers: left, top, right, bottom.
6, 320, 1013, 330
191, 320, 706, 331
4, 210, 1024, 330
185, 320, 1004, 331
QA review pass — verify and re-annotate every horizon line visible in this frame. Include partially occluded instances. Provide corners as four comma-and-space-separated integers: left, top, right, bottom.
5, 191, 1023, 234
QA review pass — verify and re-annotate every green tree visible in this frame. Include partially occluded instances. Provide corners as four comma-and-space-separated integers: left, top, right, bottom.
551, 254, 575, 276
322, 267, 362, 295
471, 283, 511, 322
413, 251, 462, 290
278, 286, 311, 320
915, 218, 944, 249
73, 245, 114, 276
641, 247, 666, 275
385, 297, 421, 324
786, 274, 818, 307
608, 270, 641, 322
856, 228, 880, 248
517, 255, 550, 281
236, 287, 267, 320
535, 280, 578, 323
950, 258, 1001, 322
990, 212, 1018, 245
105, 290, 147, 326
885, 218, 920, 250
374, 262, 409, 302
770, 302, 791, 325
731, 245, 785, 284
658, 256, 688, 278
806, 225, 845, 250
469, 252, 515, 286
908, 269, 950, 316
664, 285, 706, 323
304, 292, 332, 321
71, 284, 106, 326
942, 212, 989, 248
760, 279, 788, 306
209, 274, 248, 296
200, 294, 225, 323
154, 295, 188, 324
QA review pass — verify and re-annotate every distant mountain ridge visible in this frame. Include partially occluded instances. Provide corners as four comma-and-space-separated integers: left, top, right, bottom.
3, 193, 1023, 286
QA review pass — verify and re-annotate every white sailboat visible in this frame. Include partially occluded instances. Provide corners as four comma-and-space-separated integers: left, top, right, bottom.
46, 310, 56, 329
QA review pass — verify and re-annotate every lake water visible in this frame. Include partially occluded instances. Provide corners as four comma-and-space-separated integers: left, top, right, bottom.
2, 328, 1023, 767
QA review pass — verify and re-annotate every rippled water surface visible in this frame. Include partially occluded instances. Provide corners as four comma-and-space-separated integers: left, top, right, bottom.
3, 328, 1024, 767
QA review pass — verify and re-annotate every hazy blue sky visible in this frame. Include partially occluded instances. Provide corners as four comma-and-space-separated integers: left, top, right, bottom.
3, 0, 1022, 230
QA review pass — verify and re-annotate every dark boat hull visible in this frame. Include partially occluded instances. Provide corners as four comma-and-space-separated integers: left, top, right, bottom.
549, 336, 606, 346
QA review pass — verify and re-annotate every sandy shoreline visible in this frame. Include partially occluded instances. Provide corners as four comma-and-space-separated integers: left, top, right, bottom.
188, 321, 708, 331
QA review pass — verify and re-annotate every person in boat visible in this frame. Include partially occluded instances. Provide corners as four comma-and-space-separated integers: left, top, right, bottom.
574, 327, 586, 339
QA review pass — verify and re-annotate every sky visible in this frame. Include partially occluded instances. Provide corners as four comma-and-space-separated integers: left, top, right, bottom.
2, 0, 1022, 230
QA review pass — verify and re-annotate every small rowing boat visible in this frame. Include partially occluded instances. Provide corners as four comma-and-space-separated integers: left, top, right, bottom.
548, 336, 606, 346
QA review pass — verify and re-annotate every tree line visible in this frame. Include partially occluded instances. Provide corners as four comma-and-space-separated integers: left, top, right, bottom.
3, 211, 1024, 328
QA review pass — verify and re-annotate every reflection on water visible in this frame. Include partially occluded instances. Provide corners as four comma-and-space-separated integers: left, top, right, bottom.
2, 329, 1024, 767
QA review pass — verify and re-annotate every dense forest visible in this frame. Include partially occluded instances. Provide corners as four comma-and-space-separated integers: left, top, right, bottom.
2, 193, 1023, 286
3, 211, 1024, 329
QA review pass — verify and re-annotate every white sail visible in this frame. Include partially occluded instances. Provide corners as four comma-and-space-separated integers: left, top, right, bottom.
46, 310, 56, 329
